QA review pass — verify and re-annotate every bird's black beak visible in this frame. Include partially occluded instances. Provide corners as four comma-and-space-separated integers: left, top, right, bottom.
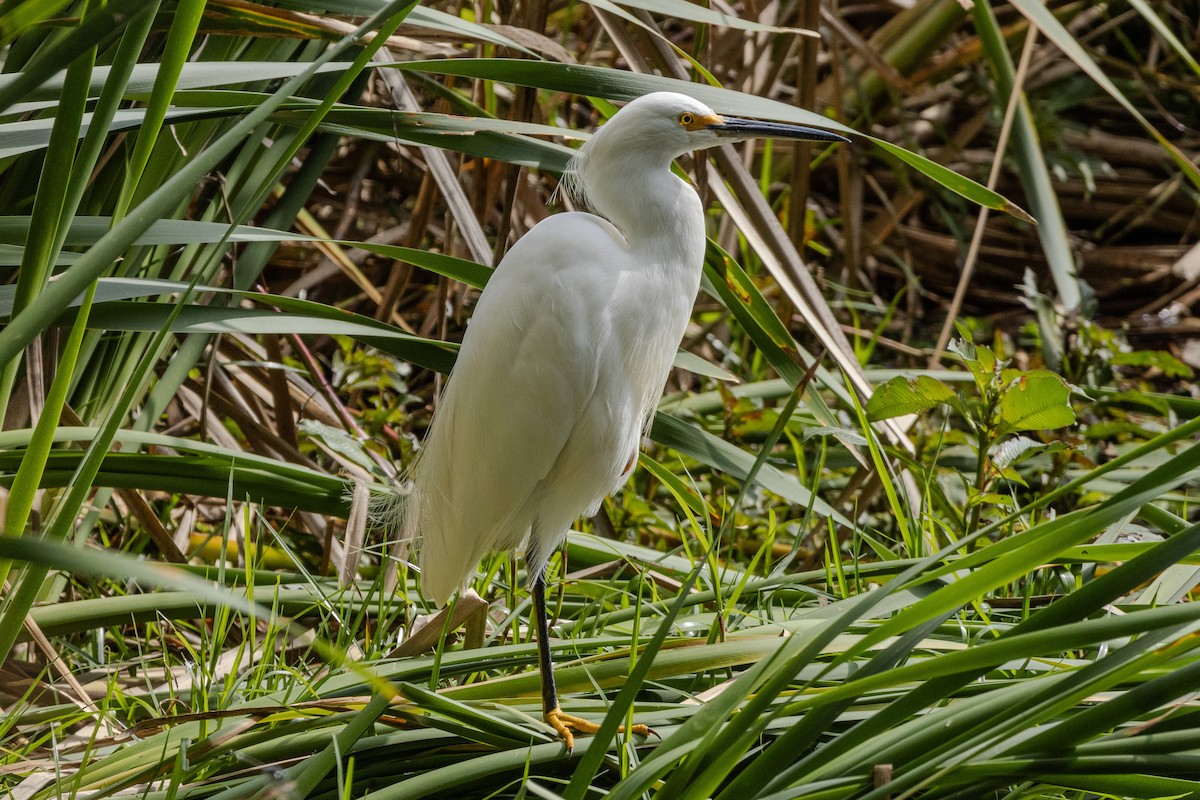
708, 116, 850, 144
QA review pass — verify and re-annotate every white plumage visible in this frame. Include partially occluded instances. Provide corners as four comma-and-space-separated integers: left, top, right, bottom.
406, 95, 709, 604
390, 90, 847, 746
397, 92, 847, 609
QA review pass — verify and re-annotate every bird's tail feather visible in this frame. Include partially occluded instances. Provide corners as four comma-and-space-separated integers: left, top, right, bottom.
366, 482, 418, 593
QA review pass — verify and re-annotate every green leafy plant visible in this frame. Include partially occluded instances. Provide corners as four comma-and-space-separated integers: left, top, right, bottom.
868, 324, 1076, 538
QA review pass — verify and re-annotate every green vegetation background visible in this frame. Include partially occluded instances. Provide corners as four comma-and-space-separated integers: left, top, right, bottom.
1, 0, 1199, 798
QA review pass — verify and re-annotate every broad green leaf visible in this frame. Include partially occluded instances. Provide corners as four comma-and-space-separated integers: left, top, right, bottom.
990, 435, 1068, 471
948, 334, 1000, 394
865, 375, 956, 421
998, 369, 1075, 433
802, 425, 869, 448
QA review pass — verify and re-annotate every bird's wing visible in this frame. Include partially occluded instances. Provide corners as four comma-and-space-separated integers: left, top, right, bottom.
410, 213, 632, 603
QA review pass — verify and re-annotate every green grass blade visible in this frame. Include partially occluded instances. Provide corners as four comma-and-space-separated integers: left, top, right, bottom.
395, 58, 1027, 217
0, 0, 419, 369
970, 0, 1080, 308
111, 0, 204, 221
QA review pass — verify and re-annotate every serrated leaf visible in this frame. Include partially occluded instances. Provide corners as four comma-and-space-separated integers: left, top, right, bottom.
998, 370, 1076, 433
974, 343, 999, 375
866, 375, 956, 421
946, 337, 975, 362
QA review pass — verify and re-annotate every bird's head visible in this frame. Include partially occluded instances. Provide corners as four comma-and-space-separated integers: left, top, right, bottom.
601, 92, 848, 157
564, 92, 848, 206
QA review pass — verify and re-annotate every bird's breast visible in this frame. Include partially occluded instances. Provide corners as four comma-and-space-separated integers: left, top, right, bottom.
607, 260, 701, 422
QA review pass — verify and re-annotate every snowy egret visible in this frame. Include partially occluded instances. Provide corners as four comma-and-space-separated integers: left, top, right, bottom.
394, 91, 848, 747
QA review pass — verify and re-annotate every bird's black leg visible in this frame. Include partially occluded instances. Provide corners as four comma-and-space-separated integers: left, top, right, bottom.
531, 569, 561, 720
532, 565, 651, 750
533, 568, 595, 750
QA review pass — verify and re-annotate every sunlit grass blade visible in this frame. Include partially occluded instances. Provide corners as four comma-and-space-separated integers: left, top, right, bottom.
0, 0, 419, 368
394, 58, 1028, 217
111, 0, 204, 222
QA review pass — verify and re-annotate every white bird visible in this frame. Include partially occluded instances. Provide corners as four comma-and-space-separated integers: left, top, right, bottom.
395, 91, 847, 747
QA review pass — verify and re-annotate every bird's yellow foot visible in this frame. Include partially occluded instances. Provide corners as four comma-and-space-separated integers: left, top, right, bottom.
545, 707, 653, 751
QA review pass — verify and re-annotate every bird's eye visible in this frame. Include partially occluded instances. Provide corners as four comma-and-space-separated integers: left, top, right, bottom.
678, 112, 695, 127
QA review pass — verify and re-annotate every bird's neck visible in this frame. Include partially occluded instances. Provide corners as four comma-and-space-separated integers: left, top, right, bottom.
582, 158, 707, 278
